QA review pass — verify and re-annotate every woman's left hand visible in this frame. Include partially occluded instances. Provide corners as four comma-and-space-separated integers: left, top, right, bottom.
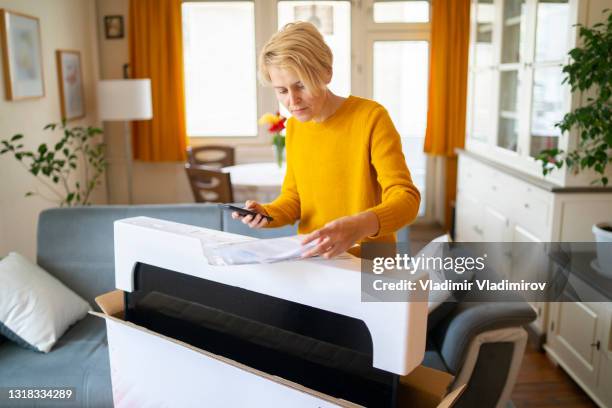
301, 212, 379, 259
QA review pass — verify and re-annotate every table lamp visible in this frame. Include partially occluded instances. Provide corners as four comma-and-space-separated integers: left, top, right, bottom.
97, 79, 152, 204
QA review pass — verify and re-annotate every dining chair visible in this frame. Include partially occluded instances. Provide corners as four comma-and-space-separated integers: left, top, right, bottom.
185, 164, 234, 203
186, 145, 235, 168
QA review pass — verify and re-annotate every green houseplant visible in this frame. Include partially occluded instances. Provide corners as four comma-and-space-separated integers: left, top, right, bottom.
537, 9, 612, 186
0, 122, 107, 206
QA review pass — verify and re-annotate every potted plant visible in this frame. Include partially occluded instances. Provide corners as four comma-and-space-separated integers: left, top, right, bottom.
536, 10, 612, 264
537, 10, 611, 186
259, 112, 286, 168
0, 121, 107, 206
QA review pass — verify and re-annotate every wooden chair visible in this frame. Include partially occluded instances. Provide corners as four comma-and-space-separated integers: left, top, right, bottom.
185, 164, 234, 203
186, 145, 235, 169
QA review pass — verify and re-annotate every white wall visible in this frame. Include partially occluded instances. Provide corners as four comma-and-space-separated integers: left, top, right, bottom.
0, 0, 105, 259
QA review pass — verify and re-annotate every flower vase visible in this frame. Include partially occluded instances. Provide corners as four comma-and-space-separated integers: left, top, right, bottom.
273, 143, 285, 168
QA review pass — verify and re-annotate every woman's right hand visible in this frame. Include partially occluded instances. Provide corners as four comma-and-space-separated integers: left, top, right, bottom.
231, 200, 270, 229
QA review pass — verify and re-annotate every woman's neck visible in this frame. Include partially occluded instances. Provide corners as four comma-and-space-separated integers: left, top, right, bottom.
312, 90, 346, 123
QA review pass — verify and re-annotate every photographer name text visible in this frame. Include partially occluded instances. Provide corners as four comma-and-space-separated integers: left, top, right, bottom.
372, 279, 547, 292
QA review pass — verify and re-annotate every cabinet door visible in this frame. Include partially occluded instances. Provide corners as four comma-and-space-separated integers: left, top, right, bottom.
528, 0, 571, 159
595, 304, 612, 407
483, 206, 512, 278
496, 0, 527, 153
468, 0, 497, 145
483, 205, 510, 241
511, 224, 548, 333
455, 191, 485, 242
548, 301, 601, 394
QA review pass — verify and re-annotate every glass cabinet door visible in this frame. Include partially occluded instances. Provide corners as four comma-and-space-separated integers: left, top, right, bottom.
474, 0, 494, 67
473, 68, 495, 142
534, 0, 569, 63
530, 66, 566, 157
497, 0, 526, 153
501, 0, 526, 64
469, 0, 496, 143
529, 0, 570, 159
498, 69, 522, 152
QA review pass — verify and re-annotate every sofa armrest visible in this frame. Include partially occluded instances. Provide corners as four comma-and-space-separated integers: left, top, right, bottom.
429, 299, 536, 374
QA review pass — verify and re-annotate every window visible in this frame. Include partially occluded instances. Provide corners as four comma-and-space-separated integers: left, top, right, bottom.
182, 2, 257, 137
373, 1, 430, 23
372, 41, 429, 216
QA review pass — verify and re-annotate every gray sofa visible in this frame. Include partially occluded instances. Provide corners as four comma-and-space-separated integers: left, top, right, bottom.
0, 204, 535, 408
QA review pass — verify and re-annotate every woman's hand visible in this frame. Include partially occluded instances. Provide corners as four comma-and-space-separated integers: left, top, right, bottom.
231, 200, 270, 229
300, 211, 379, 259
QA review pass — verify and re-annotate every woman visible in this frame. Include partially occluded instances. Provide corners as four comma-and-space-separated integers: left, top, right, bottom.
233, 21, 420, 259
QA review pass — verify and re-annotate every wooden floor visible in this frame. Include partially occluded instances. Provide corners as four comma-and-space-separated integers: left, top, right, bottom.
409, 223, 598, 408
512, 341, 597, 408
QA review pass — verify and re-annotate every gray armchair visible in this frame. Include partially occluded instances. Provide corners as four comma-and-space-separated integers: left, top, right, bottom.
426, 295, 535, 407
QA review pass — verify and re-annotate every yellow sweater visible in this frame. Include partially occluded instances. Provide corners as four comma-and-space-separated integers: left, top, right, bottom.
263, 95, 421, 244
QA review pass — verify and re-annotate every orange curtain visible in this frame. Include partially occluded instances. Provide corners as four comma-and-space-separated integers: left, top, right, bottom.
424, 0, 471, 228
129, 0, 187, 162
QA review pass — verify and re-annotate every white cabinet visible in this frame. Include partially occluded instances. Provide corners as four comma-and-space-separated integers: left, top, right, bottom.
466, 0, 612, 186
456, 152, 612, 406
460, 1, 612, 405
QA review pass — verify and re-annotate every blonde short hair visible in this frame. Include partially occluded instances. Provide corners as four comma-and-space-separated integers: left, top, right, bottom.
258, 22, 333, 95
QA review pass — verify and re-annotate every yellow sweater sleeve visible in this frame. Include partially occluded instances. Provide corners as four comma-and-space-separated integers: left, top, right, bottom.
262, 120, 300, 227
366, 107, 421, 237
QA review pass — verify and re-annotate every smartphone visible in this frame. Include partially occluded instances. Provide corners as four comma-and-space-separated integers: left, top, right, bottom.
219, 204, 274, 222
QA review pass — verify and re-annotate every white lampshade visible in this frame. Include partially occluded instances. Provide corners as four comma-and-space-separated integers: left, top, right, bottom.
97, 79, 153, 121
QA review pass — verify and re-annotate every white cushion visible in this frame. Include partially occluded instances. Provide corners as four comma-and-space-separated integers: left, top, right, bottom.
0, 252, 91, 352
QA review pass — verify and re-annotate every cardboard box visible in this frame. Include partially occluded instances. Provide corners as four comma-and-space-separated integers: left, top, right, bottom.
399, 366, 464, 408
93, 290, 464, 408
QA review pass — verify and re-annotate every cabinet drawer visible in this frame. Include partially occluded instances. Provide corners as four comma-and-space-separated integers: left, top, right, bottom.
457, 157, 479, 195
458, 155, 493, 199
455, 191, 485, 242
514, 186, 551, 239
486, 169, 515, 214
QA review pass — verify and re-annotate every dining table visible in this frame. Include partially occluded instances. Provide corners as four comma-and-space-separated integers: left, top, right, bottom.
222, 162, 286, 203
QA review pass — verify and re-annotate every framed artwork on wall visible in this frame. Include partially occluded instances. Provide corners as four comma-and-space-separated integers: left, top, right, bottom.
104, 15, 124, 39
0, 9, 45, 100
56, 50, 85, 121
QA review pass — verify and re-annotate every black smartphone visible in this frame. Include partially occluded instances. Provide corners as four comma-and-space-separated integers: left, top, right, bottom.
219, 204, 274, 222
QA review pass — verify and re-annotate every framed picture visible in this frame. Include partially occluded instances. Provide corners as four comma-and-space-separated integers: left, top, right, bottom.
56, 50, 85, 121
104, 15, 124, 39
0, 9, 45, 100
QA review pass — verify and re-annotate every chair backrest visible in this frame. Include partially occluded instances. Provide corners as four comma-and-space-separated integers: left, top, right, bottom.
185, 164, 234, 203
187, 145, 235, 168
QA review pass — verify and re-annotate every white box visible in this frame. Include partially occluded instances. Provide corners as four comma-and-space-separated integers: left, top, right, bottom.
95, 217, 463, 407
